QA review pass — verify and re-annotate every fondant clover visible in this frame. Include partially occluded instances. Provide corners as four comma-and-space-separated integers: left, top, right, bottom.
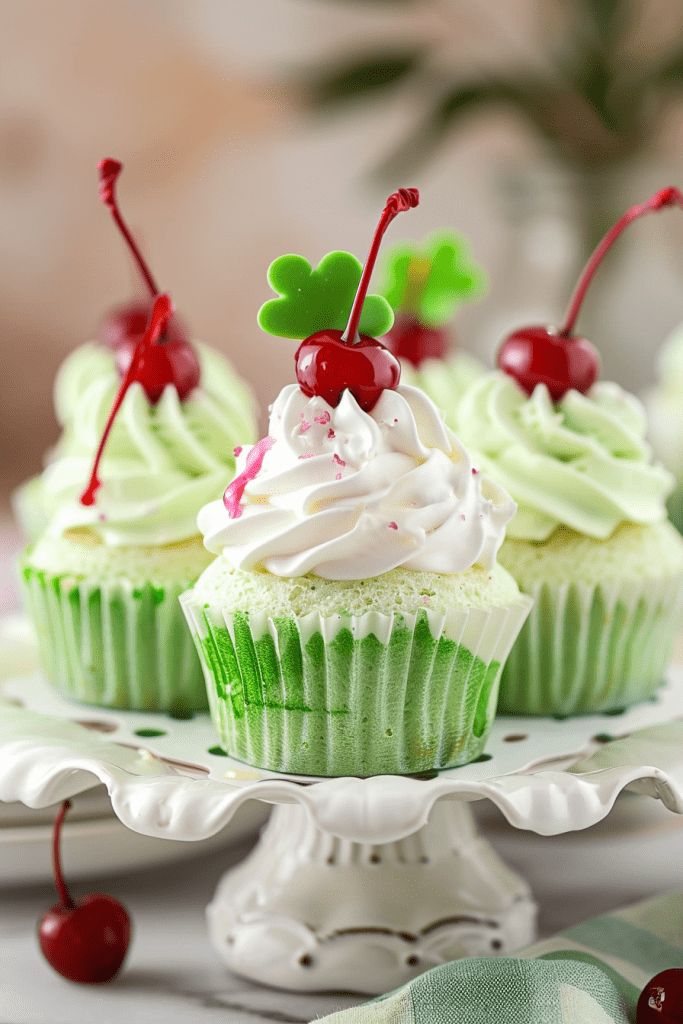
258, 251, 394, 340
380, 231, 485, 327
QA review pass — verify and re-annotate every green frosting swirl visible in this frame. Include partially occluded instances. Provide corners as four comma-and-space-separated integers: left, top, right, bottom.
42, 341, 257, 546
455, 372, 674, 541
399, 351, 485, 415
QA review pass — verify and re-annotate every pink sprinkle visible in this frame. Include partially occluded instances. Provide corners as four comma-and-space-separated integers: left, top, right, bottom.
298, 451, 315, 459
461, 514, 466, 521
224, 436, 276, 519
98, 514, 106, 521
300, 419, 311, 433
394, 418, 398, 423
234, 446, 242, 457
388, 521, 398, 530
422, 595, 429, 604
327, 428, 335, 439
333, 453, 346, 468
472, 467, 478, 474
335, 472, 342, 480
314, 411, 331, 425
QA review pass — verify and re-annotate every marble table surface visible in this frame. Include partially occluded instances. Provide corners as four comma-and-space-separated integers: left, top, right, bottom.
1, 825, 678, 1024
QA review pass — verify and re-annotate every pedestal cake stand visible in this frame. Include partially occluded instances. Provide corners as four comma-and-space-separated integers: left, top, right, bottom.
2, 667, 683, 995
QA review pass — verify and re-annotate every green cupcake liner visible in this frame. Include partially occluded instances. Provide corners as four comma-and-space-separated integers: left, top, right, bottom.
498, 573, 683, 716
20, 558, 208, 715
180, 595, 531, 776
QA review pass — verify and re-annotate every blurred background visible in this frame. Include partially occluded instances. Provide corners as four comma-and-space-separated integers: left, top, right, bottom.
3, 0, 683, 611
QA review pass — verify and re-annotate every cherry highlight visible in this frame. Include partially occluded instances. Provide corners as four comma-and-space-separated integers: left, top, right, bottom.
81, 294, 174, 506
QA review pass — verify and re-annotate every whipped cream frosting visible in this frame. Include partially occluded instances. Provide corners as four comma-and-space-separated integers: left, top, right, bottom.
43, 341, 257, 546
198, 383, 516, 580
455, 371, 673, 542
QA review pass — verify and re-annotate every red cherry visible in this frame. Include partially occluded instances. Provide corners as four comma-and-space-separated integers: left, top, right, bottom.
497, 186, 683, 402
81, 295, 182, 505
115, 330, 200, 404
296, 330, 400, 412
637, 969, 683, 1023
98, 298, 188, 350
384, 316, 448, 367
96, 158, 199, 400
295, 187, 418, 411
38, 801, 131, 984
497, 325, 599, 403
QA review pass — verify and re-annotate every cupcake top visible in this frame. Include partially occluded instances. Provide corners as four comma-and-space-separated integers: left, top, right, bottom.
455, 371, 673, 542
198, 382, 516, 580
42, 339, 257, 547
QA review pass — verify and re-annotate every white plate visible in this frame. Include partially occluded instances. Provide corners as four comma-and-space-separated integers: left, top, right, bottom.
0, 800, 269, 886
0, 615, 270, 884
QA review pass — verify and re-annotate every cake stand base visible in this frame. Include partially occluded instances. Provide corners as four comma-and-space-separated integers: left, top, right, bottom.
207, 800, 536, 994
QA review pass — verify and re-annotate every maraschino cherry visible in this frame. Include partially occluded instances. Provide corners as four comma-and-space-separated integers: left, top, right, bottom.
295, 188, 419, 412
96, 159, 199, 400
385, 316, 447, 367
637, 969, 683, 1022
38, 800, 131, 983
384, 255, 447, 366
497, 186, 683, 403
81, 293, 176, 506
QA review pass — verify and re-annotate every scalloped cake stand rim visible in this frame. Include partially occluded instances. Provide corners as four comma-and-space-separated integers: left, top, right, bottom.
2, 663, 683, 844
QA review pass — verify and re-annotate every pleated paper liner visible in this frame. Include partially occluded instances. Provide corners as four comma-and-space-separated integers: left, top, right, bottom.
21, 559, 208, 715
498, 573, 683, 716
181, 594, 532, 776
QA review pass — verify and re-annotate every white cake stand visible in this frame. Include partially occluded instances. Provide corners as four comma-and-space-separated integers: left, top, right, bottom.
2, 666, 683, 995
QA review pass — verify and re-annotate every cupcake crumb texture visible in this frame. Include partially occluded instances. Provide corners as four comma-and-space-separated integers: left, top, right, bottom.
192, 558, 524, 618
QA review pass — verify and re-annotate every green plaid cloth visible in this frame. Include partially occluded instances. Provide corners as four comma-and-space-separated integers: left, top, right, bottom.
313, 890, 683, 1023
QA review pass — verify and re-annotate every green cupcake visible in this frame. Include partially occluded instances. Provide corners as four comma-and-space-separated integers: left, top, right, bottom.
454, 371, 683, 716
181, 381, 531, 776
21, 330, 257, 715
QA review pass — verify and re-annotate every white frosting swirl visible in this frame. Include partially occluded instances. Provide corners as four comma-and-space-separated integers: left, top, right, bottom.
199, 383, 516, 580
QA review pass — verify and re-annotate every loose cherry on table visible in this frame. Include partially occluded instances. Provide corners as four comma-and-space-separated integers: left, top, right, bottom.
96, 158, 199, 401
383, 315, 448, 367
295, 187, 419, 412
497, 186, 683, 403
637, 969, 683, 1023
38, 800, 131, 984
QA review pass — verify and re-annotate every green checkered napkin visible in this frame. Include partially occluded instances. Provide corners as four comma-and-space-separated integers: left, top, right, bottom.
313, 890, 683, 1023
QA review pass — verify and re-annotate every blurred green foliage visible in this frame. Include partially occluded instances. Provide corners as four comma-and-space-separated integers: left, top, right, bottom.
297, 0, 683, 253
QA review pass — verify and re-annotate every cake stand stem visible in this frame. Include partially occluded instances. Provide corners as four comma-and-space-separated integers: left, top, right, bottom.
207, 799, 537, 994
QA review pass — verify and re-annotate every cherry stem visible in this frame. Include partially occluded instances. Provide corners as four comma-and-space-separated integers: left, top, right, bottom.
560, 186, 683, 338
98, 159, 159, 299
80, 294, 174, 506
342, 187, 419, 344
53, 800, 75, 910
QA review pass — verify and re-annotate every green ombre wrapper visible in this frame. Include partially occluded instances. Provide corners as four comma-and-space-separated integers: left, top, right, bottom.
498, 574, 683, 716
180, 594, 531, 776
496, 524, 683, 715
20, 541, 212, 715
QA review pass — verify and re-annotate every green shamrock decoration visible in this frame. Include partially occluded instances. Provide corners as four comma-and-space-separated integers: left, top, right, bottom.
258, 251, 394, 340
380, 231, 485, 328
